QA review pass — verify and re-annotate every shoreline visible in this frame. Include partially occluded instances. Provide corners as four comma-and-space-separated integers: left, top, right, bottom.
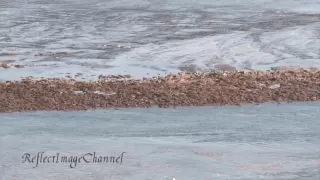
0, 69, 320, 113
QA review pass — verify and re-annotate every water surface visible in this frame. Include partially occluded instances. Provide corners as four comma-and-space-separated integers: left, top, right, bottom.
0, 0, 320, 80
0, 102, 319, 179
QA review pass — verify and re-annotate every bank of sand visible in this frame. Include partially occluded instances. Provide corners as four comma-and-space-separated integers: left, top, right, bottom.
0, 69, 320, 113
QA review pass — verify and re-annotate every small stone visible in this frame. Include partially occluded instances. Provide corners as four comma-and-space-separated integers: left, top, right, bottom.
124, 74, 132, 78
14, 65, 24, 68
0, 60, 11, 68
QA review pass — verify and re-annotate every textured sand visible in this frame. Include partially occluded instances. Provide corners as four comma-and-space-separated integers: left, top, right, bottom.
0, 69, 320, 112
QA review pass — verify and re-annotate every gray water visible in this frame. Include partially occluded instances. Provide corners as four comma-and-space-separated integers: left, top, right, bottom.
1, 0, 320, 179
0, 102, 320, 180
0, 0, 320, 80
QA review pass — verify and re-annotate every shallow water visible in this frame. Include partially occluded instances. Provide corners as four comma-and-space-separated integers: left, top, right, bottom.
0, 1, 320, 179
0, 102, 319, 180
0, 0, 320, 80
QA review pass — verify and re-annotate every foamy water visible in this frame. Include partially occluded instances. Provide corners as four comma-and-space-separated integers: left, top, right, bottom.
0, 0, 319, 80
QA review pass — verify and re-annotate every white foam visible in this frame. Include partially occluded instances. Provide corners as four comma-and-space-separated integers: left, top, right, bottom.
1, 0, 320, 80
110, 23, 320, 72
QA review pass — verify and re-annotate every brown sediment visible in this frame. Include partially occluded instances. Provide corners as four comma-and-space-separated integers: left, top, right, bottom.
0, 62, 10, 68
0, 52, 15, 56
0, 60, 27, 69
240, 163, 281, 171
193, 151, 224, 158
34, 52, 68, 56
0, 69, 320, 113
0, 60, 16, 68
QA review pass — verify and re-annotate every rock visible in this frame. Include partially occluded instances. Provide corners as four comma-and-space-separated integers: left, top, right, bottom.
0, 60, 12, 68
14, 64, 24, 68
0, 53, 14, 56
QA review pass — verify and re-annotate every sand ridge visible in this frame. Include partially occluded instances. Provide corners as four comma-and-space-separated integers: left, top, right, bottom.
0, 69, 319, 113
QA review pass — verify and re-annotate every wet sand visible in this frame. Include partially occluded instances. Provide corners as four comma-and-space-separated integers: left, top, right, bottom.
0, 69, 319, 113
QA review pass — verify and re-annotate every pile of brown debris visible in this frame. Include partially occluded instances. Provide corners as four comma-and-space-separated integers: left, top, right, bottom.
0, 69, 319, 112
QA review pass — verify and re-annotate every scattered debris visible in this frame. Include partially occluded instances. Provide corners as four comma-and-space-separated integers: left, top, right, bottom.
0, 61, 26, 69
34, 52, 68, 57
0, 69, 319, 112
240, 163, 281, 171
0, 61, 10, 68
193, 151, 224, 158
14, 64, 25, 68
0, 52, 15, 56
